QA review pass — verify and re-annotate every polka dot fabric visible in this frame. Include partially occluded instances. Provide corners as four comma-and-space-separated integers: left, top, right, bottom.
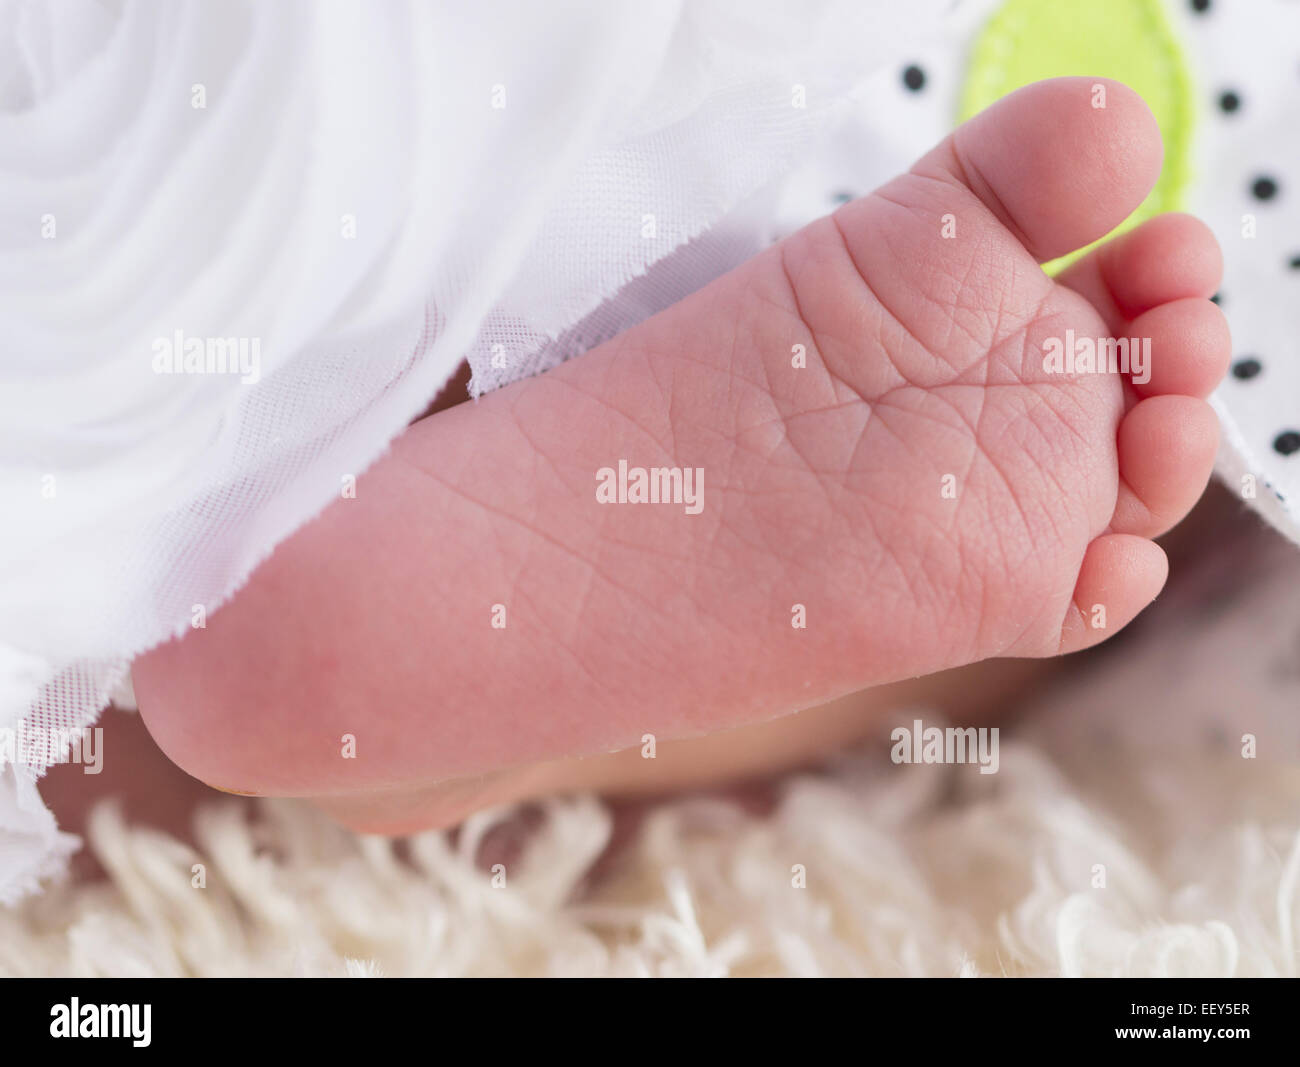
1187, 0, 1300, 537
775, 0, 1300, 544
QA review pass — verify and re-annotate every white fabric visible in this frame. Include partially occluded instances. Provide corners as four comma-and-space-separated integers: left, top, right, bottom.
1191, 0, 1300, 542
0, 0, 950, 902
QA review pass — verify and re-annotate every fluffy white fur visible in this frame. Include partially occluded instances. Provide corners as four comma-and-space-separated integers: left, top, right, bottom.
2, 734, 1297, 977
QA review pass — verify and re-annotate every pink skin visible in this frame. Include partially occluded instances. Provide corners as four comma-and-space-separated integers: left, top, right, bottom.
133, 78, 1227, 829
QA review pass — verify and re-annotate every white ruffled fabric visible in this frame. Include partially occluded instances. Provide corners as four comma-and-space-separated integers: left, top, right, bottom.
0, 0, 951, 902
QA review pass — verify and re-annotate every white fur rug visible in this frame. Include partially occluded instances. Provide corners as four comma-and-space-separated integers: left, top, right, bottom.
1, 735, 1297, 978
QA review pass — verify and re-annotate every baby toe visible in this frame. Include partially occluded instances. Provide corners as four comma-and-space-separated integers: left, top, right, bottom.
1098, 213, 1223, 318
1057, 214, 1224, 337
1056, 533, 1168, 656
1128, 297, 1231, 399
1110, 394, 1220, 538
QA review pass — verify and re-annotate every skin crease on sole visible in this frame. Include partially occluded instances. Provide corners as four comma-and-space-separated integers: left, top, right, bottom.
130, 78, 1229, 833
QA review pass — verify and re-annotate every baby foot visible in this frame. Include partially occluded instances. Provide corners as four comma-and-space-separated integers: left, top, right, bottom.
133, 78, 1227, 825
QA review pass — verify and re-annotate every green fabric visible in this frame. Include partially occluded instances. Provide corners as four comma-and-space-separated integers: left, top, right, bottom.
960, 0, 1196, 274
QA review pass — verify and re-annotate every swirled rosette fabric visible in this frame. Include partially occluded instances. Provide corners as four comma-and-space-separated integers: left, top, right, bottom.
0, 0, 949, 901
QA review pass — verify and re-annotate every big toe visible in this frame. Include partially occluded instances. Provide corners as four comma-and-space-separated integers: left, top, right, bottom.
920, 76, 1164, 264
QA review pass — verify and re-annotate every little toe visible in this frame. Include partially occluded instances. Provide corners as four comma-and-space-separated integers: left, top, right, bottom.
1110, 394, 1220, 538
1057, 533, 1168, 656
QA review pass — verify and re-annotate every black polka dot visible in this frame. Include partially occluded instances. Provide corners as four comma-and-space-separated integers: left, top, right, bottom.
1218, 90, 1241, 113
1210, 291, 1223, 305
1252, 175, 1279, 201
1231, 357, 1262, 380
1273, 430, 1300, 456
1288, 253, 1300, 270
902, 65, 926, 92
831, 190, 854, 205
1190, 0, 1211, 12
